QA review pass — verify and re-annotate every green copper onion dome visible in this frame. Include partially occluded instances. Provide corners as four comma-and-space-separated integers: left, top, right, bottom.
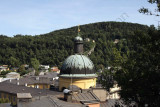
61, 54, 94, 70
59, 26, 97, 78
60, 54, 97, 78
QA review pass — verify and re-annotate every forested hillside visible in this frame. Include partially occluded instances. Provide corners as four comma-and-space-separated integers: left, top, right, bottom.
0, 22, 149, 69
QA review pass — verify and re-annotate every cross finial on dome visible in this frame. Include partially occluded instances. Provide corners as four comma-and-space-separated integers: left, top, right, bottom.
78, 25, 80, 33
78, 25, 81, 36
75, 25, 83, 42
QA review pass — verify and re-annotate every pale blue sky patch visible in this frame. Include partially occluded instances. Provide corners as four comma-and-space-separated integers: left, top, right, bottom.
0, 0, 159, 37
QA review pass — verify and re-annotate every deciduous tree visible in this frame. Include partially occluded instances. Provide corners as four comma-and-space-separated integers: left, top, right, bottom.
115, 29, 160, 106
30, 58, 40, 75
139, 0, 160, 16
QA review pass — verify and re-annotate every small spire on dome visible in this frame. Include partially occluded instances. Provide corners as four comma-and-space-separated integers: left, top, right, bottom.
77, 25, 81, 36
78, 25, 80, 33
75, 25, 83, 42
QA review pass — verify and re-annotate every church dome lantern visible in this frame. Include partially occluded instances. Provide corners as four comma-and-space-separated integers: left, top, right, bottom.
74, 25, 84, 54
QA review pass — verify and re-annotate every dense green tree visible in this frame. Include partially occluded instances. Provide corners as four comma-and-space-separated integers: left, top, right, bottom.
0, 70, 10, 77
18, 65, 26, 76
8, 57, 20, 67
139, 0, 160, 16
100, 69, 114, 91
0, 22, 149, 70
110, 48, 123, 67
115, 29, 160, 106
30, 58, 40, 75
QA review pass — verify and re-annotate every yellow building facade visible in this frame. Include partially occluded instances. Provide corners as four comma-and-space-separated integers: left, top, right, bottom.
59, 78, 96, 91
27, 84, 50, 89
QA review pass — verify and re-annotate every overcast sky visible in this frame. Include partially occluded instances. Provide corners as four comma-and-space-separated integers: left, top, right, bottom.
0, 0, 159, 37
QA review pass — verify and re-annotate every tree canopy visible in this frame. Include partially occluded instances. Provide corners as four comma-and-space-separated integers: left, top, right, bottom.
30, 58, 40, 75
115, 28, 160, 106
139, 0, 160, 16
0, 22, 149, 70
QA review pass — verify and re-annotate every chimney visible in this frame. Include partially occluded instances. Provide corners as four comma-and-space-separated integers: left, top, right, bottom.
63, 89, 72, 102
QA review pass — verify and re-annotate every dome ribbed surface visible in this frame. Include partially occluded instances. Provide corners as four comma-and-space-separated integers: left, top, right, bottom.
62, 55, 93, 70
60, 54, 95, 76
